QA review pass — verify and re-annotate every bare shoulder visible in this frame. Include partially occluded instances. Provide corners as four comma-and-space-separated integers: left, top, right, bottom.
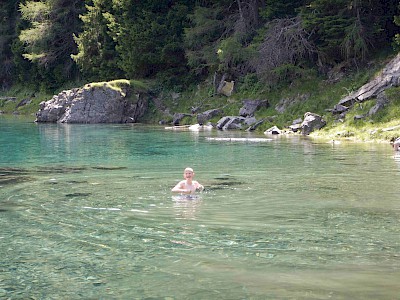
194, 181, 203, 187
174, 180, 185, 187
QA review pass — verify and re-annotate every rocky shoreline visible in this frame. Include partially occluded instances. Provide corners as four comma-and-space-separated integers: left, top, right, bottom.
5, 53, 396, 141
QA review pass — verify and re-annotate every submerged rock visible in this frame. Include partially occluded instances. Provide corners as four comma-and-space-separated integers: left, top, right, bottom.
0, 167, 32, 185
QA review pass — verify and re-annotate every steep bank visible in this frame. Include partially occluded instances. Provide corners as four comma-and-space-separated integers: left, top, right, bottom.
1, 54, 400, 143
145, 53, 400, 143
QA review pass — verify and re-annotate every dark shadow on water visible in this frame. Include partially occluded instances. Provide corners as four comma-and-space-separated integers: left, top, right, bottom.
92, 166, 128, 170
65, 193, 92, 198
0, 167, 33, 185
207, 175, 244, 190
0, 165, 129, 186
37, 166, 87, 173
0, 201, 26, 212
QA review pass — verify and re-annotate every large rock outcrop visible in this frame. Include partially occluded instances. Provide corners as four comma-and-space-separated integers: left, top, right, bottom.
337, 53, 400, 107
35, 82, 148, 123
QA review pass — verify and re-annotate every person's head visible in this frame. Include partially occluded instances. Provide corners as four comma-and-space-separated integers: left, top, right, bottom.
183, 167, 194, 179
391, 137, 400, 150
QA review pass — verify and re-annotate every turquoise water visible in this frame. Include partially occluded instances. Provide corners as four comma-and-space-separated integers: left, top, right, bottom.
1, 115, 400, 299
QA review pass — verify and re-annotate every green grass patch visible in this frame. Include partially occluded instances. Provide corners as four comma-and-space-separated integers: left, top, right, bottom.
312, 94, 400, 143
84, 79, 150, 96
2, 52, 399, 143
149, 57, 389, 134
0, 84, 53, 115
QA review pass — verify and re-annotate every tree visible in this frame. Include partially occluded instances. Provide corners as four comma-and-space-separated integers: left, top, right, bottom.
261, 0, 306, 20
184, 5, 226, 78
184, 0, 264, 80
394, 1, 400, 48
106, 0, 191, 87
71, 0, 122, 81
18, 0, 84, 89
233, 0, 263, 43
301, 0, 399, 66
251, 17, 316, 84
0, 0, 19, 89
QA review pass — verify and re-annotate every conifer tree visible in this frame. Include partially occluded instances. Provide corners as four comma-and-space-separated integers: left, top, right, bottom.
184, 0, 263, 80
0, 0, 19, 88
71, 0, 121, 81
18, 0, 83, 89
301, 0, 399, 65
109, 0, 191, 85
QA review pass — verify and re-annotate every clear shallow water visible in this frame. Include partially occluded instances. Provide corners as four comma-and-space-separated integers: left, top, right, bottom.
1, 115, 400, 299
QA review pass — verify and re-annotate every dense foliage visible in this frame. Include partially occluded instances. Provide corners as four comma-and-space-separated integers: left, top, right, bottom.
0, 0, 399, 93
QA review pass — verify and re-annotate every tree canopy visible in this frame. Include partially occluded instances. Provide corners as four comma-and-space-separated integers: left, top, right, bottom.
1, 0, 399, 92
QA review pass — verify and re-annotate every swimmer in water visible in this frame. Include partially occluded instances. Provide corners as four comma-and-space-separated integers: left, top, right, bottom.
392, 137, 400, 151
172, 167, 204, 195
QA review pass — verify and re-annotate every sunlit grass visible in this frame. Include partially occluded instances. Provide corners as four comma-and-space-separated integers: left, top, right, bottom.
84, 79, 149, 94
2, 55, 399, 143
311, 88, 400, 142
0, 85, 52, 115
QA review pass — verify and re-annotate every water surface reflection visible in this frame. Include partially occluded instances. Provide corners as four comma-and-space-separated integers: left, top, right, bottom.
0, 118, 399, 299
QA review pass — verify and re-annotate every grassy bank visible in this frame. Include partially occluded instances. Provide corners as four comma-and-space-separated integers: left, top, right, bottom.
311, 86, 400, 143
0, 85, 52, 116
151, 56, 400, 143
1, 57, 400, 143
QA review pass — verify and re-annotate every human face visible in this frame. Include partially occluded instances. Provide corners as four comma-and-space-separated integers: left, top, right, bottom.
184, 169, 194, 180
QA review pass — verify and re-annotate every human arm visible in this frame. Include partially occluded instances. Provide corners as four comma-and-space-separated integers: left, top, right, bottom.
194, 181, 204, 192
171, 181, 193, 194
